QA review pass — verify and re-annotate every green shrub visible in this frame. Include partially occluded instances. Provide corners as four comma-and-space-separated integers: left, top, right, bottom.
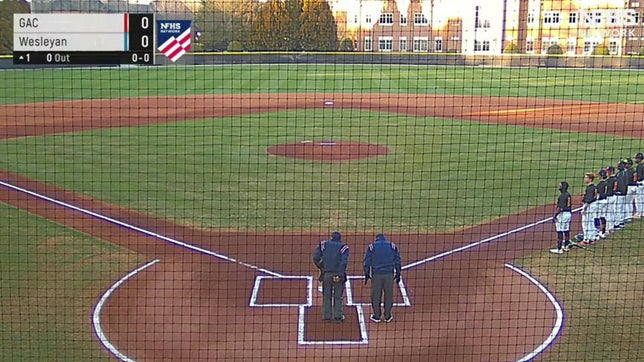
338, 38, 354, 51
503, 42, 519, 54
592, 44, 610, 55
192, 43, 204, 52
227, 40, 244, 52
546, 44, 563, 55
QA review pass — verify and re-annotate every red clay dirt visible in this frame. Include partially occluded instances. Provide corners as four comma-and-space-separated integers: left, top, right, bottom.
1, 93, 641, 361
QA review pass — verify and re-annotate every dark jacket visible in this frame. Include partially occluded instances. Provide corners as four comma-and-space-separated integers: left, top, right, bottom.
313, 232, 349, 276
363, 233, 402, 277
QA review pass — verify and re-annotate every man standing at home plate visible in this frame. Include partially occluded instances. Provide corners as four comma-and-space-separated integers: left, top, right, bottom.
312, 231, 349, 322
364, 233, 402, 323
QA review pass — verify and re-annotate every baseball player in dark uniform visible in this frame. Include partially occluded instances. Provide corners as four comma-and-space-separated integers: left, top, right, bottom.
580, 172, 598, 245
312, 231, 349, 322
624, 158, 638, 220
595, 169, 609, 239
605, 165, 618, 233
635, 152, 644, 218
363, 233, 401, 323
550, 180, 573, 254
614, 160, 629, 228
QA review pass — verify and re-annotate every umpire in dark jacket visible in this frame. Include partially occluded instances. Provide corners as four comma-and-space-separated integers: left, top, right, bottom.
312, 231, 349, 322
364, 233, 401, 323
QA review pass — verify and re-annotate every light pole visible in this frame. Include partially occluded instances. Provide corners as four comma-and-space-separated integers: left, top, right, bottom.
430, 0, 434, 52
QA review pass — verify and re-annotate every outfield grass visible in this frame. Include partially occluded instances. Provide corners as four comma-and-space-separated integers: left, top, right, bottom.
1, 64, 643, 104
0, 108, 638, 231
0, 203, 142, 361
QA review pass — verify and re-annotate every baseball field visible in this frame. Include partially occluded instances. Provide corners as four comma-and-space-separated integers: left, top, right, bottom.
0, 63, 642, 360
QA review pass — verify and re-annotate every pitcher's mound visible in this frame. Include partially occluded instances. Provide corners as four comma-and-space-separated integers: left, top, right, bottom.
267, 140, 388, 162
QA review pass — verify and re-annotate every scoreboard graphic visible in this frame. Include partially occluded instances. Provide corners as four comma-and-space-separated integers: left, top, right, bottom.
13, 13, 155, 65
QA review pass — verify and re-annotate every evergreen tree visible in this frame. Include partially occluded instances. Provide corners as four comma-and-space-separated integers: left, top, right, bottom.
0, 0, 30, 54
300, 0, 337, 51
250, 0, 301, 51
195, 0, 258, 51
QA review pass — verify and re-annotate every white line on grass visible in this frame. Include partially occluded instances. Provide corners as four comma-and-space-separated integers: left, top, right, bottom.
92, 258, 160, 362
403, 206, 582, 270
0, 180, 283, 277
505, 263, 564, 362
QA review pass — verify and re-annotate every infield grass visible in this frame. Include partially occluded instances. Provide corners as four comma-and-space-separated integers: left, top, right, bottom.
0, 108, 638, 231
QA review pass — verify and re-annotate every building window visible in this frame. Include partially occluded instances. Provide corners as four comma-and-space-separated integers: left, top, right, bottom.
400, 14, 408, 25
609, 12, 618, 24
595, 12, 602, 24
380, 13, 394, 25
585, 12, 603, 24
583, 40, 598, 54
526, 39, 534, 52
527, 12, 535, 24
543, 11, 561, 24
476, 19, 490, 28
364, 36, 372, 51
609, 40, 618, 54
414, 13, 429, 25
365, 14, 372, 24
635, 12, 640, 24
412, 37, 429, 51
378, 37, 393, 51
474, 41, 490, 52
569, 12, 577, 24
435, 37, 443, 52
400, 38, 407, 52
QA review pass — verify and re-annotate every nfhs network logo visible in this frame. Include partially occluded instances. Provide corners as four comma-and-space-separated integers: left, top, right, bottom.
160, 22, 182, 31
157, 20, 192, 62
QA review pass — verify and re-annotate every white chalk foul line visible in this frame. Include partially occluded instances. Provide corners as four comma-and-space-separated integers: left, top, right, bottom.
3, 178, 570, 357
403, 207, 583, 271
92, 258, 160, 361
0, 179, 283, 277
505, 263, 564, 362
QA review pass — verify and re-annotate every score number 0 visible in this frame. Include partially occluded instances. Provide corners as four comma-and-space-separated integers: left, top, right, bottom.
131, 15, 152, 63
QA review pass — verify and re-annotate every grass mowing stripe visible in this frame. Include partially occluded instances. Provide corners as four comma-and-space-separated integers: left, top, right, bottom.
0, 64, 642, 104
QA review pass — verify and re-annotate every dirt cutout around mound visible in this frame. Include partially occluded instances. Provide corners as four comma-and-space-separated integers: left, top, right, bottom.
267, 140, 389, 161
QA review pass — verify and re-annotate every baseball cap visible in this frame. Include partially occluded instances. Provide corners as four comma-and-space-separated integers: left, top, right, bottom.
636, 152, 643, 160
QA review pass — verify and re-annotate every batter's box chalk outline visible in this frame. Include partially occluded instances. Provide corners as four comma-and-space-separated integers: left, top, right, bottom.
346, 276, 412, 307
249, 275, 313, 307
297, 304, 369, 345
249, 275, 370, 345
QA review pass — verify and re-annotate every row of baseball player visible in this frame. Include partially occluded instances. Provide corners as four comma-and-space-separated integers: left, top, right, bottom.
312, 231, 402, 323
550, 152, 644, 254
